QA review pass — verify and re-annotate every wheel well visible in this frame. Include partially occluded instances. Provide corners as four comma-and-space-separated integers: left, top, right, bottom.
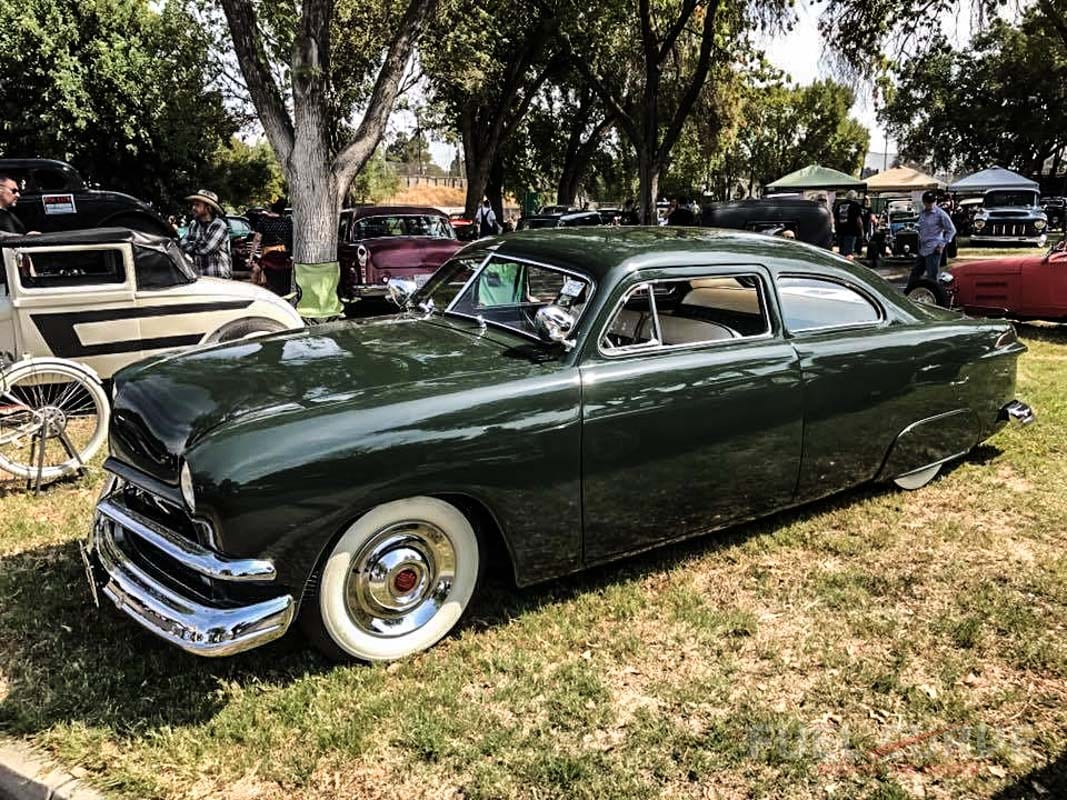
204, 316, 287, 344
298, 492, 519, 609
435, 493, 519, 587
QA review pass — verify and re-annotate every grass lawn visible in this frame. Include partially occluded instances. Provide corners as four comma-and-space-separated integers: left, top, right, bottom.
1, 326, 1066, 799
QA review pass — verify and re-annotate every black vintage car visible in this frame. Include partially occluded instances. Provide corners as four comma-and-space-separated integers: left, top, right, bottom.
1041, 197, 1065, 231
0, 158, 172, 237
516, 210, 603, 230
700, 198, 833, 248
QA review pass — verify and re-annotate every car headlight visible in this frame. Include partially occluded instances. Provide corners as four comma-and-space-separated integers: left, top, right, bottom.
1034, 219, 1047, 230
974, 219, 986, 230
938, 272, 955, 284
180, 461, 196, 513
357, 244, 369, 267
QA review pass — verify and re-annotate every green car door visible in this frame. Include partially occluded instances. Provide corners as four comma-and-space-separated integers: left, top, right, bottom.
578, 267, 804, 564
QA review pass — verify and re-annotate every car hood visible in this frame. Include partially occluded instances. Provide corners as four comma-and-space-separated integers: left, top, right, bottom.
951, 256, 1036, 276
364, 236, 463, 269
110, 314, 550, 484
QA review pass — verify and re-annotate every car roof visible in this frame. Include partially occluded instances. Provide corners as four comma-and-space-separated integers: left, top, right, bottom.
344, 206, 447, 219
462, 226, 861, 284
0, 227, 174, 248
0, 157, 78, 170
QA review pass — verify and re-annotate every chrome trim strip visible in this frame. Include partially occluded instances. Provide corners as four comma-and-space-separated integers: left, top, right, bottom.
88, 515, 294, 657
894, 449, 970, 479
98, 497, 277, 582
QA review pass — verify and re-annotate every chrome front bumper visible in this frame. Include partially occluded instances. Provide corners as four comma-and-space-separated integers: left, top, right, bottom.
83, 500, 295, 657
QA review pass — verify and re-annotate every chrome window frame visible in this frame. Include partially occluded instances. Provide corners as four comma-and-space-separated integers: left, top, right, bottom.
443, 253, 596, 344
597, 271, 775, 359
775, 273, 887, 335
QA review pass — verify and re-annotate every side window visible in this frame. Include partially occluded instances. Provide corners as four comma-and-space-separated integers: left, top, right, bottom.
601, 274, 770, 352
655, 275, 768, 344
777, 276, 881, 332
601, 284, 658, 350
338, 215, 350, 243
18, 248, 127, 289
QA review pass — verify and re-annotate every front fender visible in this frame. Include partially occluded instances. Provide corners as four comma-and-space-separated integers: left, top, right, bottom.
188, 369, 584, 595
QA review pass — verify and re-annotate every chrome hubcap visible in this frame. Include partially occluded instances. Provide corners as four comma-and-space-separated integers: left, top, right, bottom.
345, 522, 455, 637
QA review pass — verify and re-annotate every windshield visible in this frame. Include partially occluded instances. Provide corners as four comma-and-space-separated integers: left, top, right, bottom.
352, 215, 456, 240
416, 254, 593, 340
985, 191, 1038, 208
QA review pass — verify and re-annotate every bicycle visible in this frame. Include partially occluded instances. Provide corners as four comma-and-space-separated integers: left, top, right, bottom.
0, 356, 109, 485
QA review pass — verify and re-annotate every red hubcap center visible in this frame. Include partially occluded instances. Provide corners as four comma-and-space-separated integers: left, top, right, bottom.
394, 568, 418, 593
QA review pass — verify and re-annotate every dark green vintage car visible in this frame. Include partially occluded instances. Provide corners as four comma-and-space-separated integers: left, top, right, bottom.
82, 227, 1034, 661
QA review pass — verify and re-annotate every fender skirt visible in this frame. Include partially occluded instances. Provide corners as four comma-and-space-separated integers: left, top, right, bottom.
876, 408, 981, 482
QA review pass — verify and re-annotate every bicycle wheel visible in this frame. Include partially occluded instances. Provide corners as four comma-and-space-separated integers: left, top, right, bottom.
0, 359, 109, 481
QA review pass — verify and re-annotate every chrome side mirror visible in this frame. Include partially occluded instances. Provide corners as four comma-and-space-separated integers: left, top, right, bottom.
386, 277, 418, 308
534, 304, 576, 346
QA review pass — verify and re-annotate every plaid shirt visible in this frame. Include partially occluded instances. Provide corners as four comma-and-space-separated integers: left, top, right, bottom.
180, 216, 232, 277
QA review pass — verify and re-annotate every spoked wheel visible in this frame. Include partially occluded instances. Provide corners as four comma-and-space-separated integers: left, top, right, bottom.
306, 496, 482, 662
0, 360, 109, 480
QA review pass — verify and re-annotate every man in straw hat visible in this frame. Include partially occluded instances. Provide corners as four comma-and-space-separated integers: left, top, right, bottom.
180, 189, 231, 278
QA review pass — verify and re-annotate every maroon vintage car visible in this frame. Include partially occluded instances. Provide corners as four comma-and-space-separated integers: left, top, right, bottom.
338, 206, 463, 299
945, 239, 1067, 319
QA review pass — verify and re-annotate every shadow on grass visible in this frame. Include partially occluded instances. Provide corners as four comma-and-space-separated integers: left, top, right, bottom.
0, 539, 332, 740
1015, 322, 1067, 346
0, 444, 1010, 744
992, 750, 1067, 798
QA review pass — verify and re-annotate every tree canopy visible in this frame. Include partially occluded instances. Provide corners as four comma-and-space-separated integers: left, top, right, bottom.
0, 0, 237, 211
879, 13, 1066, 176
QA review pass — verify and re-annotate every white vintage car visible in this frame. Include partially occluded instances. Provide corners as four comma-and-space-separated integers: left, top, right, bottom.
0, 228, 303, 379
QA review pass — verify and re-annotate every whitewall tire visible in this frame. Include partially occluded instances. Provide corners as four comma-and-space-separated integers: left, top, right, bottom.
893, 463, 941, 490
313, 496, 481, 661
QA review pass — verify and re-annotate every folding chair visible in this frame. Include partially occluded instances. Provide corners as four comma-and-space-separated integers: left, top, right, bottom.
289, 261, 344, 322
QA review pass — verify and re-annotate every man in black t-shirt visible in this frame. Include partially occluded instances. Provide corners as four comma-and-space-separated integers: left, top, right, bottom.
839, 190, 864, 259
0, 174, 26, 235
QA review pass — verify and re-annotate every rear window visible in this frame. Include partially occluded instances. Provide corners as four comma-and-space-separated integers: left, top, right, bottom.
352, 215, 455, 240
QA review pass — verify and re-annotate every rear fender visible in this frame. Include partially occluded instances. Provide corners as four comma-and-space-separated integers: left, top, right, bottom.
876, 408, 981, 482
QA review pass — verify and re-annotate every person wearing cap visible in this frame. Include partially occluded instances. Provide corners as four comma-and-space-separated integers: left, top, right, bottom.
180, 189, 231, 278
910, 190, 956, 285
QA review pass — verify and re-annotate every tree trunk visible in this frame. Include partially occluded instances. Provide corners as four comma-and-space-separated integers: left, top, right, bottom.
288, 145, 340, 266
464, 151, 493, 218
636, 146, 659, 225
486, 157, 505, 225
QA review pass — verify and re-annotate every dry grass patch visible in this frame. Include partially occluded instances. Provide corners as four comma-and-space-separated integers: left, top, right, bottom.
1, 329, 1066, 798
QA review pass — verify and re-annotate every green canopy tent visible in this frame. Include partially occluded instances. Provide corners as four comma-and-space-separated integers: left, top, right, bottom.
765, 164, 866, 193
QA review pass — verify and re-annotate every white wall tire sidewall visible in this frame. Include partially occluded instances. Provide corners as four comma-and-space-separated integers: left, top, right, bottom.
319, 496, 479, 661
893, 463, 941, 491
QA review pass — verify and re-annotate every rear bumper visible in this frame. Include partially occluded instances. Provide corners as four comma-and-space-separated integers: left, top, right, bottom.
999, 400, 1035, 426
82, 498, 294, 657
